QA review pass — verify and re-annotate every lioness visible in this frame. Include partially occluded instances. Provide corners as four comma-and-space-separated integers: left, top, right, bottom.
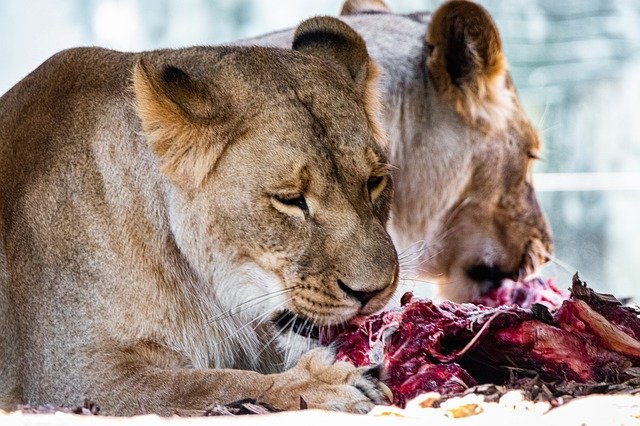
246, 0, 554, 302
0, 17, 398, 414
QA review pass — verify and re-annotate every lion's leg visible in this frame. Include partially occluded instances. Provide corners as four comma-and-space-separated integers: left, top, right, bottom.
88, 341, 385, 416
0, 242, 22, 411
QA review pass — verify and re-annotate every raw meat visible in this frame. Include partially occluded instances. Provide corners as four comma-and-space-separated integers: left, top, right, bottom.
555, 275, 640, 359
471, 277, 568, 309
330, 274, 640, 407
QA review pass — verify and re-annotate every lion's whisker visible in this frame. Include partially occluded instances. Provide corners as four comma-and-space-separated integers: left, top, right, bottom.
399, 277, 441, 286
214, 299, 289, 346
282, 314, 298, 367
397, 222, 464, 274
258, 313, 297, 358
384, 162, 399, 171
537, 101, 549, 131
397, 239, 428, 260
208, 287, 296, 324
403, 245, 448, 277
442, 197, 471, 228
306, 330, 312, 353
539, 249, 578, 275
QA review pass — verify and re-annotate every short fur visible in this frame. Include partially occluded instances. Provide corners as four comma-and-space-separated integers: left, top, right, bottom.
0, 17, 398, 415
340, 0, 390, 16
427, 0, 513, 134
246, 0, 553, 302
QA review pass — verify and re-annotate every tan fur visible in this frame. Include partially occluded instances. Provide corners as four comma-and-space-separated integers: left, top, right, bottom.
0, 17, 398, 415
131, 60, 225, 188
242, 0, 553, 302
292, 16, 386, 147
362, 61, 387, 148
404, 1, 552, 301
340, 0, 390, 15
427, 1, 513, 134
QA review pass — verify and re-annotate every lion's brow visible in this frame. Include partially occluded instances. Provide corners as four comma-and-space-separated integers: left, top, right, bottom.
292, 87, 327, 138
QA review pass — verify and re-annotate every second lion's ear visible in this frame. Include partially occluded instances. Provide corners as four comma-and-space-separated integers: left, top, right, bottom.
427, 0, 513, 133
340, 0, 390, 16
292, 16, 375, 93
132, 59, 232, 189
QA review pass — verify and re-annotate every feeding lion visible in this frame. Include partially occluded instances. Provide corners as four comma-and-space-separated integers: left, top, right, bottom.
0, 17, 397, 414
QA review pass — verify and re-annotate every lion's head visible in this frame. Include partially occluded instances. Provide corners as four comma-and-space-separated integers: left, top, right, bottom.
132, 17, 398, 357
337, 0, 553, 302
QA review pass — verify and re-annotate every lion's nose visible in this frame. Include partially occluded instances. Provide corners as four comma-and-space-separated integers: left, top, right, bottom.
337, 279, 382, 306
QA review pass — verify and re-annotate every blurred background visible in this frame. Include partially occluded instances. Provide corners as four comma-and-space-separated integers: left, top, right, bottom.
1, 0, 639, 298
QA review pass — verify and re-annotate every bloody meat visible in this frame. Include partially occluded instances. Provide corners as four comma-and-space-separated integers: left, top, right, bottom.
329, 274, 640, 407
471, 276, 568, 309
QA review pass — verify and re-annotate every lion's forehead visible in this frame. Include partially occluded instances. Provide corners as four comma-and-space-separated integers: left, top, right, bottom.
244, 96, 375, 155
190, 47, 382, 154
226, 47, 357, 96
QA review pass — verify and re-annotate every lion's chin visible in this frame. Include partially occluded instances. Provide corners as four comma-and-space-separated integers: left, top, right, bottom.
273, 310, 321, 340
271, 316, 323, 369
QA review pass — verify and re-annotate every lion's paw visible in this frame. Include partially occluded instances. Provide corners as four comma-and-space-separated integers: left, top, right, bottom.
267, 347, 388, 413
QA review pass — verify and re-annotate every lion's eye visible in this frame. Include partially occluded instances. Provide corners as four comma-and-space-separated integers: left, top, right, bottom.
275, 194, 308, 210
367, 175, 387, 201
527, 151, 541, 160
271, 194, 308, 218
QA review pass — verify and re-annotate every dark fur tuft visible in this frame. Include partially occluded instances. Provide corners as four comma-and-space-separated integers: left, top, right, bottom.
292, 30, 349, 52
162, 65, 189, 86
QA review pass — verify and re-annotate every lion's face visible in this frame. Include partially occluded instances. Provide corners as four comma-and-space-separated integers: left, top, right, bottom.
419, 2, 553, 302
133, 18, 398, 344
418, 107, 553, 302
194, 96, 398, 327
234, 0, 554, 304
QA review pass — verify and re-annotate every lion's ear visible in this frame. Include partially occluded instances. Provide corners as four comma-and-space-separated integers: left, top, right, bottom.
427, 0, 513, 132
340, 0, 390, 15
292, 17, 385, 145
292, 16, 376, 93
133, 59, 231, 189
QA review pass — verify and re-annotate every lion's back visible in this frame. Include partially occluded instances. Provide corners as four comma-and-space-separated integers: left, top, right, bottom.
0, 47, 138, 213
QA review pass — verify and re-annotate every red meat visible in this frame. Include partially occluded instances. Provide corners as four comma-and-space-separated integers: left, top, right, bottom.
555, 275, 640, 359
330, 274, 639, 407
471, 277, 568, 309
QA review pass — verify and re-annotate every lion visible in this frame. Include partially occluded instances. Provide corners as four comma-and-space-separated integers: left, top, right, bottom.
0, 17, 399, 415
245, 0, 554, 303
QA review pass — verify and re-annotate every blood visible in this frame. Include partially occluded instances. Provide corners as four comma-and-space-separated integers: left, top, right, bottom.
327, 275, 640, 407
